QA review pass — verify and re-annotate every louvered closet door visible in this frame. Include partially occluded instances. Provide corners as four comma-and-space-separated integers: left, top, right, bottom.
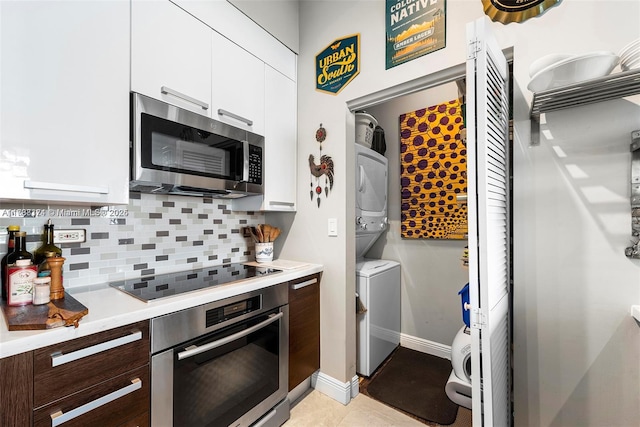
465, 17, 511, 427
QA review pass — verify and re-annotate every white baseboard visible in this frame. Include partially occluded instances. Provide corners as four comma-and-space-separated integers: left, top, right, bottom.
311, 371, 357, 405
400, 333, 452, 360
350, 375, 359, 398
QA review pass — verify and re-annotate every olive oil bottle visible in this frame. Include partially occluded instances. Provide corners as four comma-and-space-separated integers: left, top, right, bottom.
33, 219, 62, 266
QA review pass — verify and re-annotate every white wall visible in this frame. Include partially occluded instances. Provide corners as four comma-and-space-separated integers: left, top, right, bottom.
513, 91, 640, 425
278, 0, 640, 425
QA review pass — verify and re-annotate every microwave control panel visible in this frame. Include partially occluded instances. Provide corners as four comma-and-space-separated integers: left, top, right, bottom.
248, 145, 263, 185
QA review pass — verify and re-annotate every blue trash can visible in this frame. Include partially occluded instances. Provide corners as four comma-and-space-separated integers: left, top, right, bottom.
458, 283, 470, 327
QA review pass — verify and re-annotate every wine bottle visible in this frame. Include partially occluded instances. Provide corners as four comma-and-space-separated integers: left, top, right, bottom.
6, 232, 33, 266
1, 225, 20, 301
33, 219, 62, 266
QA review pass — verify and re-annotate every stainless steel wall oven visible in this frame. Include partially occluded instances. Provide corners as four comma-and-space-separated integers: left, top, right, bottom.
150, 283, 289, 427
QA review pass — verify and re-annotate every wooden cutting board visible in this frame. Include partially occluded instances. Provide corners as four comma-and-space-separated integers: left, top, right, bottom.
1, 292, 88, 330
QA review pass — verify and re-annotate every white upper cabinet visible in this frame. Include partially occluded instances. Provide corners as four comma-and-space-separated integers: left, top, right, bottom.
263, 66, 297, 210
131, 0, 212, 116
211, 31, 265, 135
233, 66, 297, 212
0, 1, 129, 205
171, 0, 296, 81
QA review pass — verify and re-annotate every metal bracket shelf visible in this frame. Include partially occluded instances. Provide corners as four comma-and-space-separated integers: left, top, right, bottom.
530, 68, 640, 146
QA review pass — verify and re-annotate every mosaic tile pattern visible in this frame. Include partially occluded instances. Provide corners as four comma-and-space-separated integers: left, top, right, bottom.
399, 99, 467, 239
0, 193, 263, 288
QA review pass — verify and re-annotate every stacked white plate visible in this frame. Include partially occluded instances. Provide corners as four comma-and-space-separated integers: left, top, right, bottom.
619, 38, 640, 71
527, 51, 619, 93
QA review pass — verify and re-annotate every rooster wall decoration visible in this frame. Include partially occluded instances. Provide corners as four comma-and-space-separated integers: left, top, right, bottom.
309, 124, 334, 207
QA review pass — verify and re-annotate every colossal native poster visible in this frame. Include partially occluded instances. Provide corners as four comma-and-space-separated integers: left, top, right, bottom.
385, 0, 446, 69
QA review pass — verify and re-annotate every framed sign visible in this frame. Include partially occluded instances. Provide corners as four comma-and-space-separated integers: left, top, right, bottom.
316, 34, 360, 95
385, 0, 446, 69
482, 0, 563, 24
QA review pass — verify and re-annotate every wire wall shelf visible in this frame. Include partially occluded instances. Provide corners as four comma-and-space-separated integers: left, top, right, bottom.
530, 68, 640, 145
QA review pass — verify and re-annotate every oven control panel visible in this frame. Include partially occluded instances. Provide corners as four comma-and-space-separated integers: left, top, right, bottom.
206, 295, 261, 327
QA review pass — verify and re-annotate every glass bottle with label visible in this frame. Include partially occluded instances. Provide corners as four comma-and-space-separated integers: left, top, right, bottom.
33, 219, 62, 266
7, 259, 36, 306
1, 225, 20, 301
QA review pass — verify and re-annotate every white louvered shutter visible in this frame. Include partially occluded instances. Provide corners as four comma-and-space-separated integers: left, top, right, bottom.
465, 17, 511, 427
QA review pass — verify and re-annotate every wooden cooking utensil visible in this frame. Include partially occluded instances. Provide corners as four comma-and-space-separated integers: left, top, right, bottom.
255, 225, 264, 243
263, 224, 272, 242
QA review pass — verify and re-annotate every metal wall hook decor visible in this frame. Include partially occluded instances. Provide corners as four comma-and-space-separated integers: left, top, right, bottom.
309, 124, 334, 208
625, 130, 640, 258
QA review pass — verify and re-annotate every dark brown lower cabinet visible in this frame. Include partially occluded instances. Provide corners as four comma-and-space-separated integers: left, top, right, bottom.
0, 351, 33, 426
33, 366, 149, 427
288, 273, 321, 391
0, 320, 150, 427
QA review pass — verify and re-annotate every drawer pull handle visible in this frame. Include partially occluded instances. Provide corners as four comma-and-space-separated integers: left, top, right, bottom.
50, 378, 142, 426
51, 331, 142, 367
217, 108, 254, 126
161, 86, 209, 110
291, 278, 317, 290
24, 180, 108, 195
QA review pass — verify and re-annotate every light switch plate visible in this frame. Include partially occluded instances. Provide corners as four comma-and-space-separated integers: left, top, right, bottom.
328, 218, 338, 237
53, 229, 86, 244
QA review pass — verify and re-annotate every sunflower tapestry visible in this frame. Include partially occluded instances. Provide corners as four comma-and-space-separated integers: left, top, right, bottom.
400, 99, 467, 239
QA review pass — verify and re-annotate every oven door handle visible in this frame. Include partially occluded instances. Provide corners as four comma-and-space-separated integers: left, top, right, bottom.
177, 312, 284, 361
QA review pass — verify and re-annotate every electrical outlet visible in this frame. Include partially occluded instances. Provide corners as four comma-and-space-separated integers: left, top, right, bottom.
242, 227, 252, 238
53, 229, 86, 244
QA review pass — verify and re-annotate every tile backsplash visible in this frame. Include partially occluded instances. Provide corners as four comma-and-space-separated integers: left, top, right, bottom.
0, 193, 264, 289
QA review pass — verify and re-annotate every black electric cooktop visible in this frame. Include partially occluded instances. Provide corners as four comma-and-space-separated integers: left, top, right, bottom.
109, 263, 282, 302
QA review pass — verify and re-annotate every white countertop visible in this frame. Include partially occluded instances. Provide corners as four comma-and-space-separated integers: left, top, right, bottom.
0, 261, 322, 359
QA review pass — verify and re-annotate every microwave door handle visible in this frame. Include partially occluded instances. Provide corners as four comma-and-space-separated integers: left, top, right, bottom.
243, 140, 250, 182
177, 312, 283, 360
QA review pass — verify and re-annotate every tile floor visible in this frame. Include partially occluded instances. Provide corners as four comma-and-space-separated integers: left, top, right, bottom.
285, 389, 472, 427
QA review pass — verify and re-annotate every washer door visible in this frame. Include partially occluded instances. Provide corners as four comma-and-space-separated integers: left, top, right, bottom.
451, 326, 472, 382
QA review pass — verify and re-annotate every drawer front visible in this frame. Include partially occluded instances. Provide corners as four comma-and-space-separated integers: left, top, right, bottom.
288, 273, 320, 391
33, 365, 149, 427
34, 320, 149, 408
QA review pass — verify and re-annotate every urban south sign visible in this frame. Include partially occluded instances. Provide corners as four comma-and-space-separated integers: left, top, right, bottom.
316, 34, 360, 95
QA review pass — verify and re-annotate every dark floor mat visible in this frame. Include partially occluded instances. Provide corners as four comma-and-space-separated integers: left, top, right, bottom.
365, 347, 459, 425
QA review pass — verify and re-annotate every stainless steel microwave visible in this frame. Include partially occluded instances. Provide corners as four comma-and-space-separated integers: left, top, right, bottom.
130, 92, 263, 198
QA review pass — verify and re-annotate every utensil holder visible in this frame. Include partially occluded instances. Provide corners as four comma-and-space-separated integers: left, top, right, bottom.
255, 242, 274, 263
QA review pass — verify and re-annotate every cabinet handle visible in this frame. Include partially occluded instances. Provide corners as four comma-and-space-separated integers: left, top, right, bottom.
161, 86, 209, 110
50, 331, 142, 367
268, 201, 295, 208
217, 108, 254, 126
177, 312, 283, 360
24, 180, 108, 195
50, 378, 142, 426
291, 278, 317, 290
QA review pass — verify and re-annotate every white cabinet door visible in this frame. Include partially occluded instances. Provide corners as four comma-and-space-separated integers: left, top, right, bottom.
263, 66, 296, 210
232, 66, 296, 212
131, 0, 211, 116
0, 1, 129, 205
211, 31, 265, 135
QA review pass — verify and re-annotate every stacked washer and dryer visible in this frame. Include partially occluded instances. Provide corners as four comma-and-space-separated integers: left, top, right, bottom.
354, 113, 401, 377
